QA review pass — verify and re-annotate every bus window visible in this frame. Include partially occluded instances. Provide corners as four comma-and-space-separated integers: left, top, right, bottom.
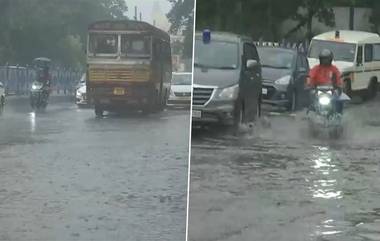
121, 35, 151, 58
89, 33, 118, 55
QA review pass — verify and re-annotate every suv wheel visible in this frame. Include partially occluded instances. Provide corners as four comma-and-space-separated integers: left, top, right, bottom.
287, 91, 297, 112
233, 103, 244, 129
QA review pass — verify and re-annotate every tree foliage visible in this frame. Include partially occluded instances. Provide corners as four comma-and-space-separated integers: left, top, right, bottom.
0, 0, 127, 68
167, 0, 194, 58
196, 0, 380, 41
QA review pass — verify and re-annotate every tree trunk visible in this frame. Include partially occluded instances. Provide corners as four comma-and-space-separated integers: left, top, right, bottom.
349, 6, 354, 30
307, 9, 314, 42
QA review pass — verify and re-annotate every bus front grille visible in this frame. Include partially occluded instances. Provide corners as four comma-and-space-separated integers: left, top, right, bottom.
89, 68, 149, 82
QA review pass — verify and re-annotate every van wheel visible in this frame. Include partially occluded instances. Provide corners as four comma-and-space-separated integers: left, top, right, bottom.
344, 79, 352, 97
368, 79, 378, 99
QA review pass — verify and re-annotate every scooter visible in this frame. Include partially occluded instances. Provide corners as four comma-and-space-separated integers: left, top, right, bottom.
30, 81, 49, 110
307, 85, 350, 139
30, 57, 51, 111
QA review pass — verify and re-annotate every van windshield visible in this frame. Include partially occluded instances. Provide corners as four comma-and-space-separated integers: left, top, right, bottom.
308, 40, 356, 62
194, 39, 239, 69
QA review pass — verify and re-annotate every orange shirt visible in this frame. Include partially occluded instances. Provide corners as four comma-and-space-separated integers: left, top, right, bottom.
308, 65, 342, 87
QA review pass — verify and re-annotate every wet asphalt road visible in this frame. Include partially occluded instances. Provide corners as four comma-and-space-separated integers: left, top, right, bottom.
189, 96, 380, 241
0, 96, 189, 241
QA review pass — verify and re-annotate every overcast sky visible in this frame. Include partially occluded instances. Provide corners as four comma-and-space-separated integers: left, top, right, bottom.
125, 0, 171, 25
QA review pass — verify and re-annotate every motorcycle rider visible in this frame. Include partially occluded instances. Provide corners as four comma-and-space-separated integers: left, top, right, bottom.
307, 49, 343, 114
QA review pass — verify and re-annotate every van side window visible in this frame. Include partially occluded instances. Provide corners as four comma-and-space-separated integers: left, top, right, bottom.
373, 44, 380, 61
365, 44, 373, 62
357, 46, 363, 65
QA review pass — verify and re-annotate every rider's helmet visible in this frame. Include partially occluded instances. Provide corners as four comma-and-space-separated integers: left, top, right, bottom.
319, 49, 333, 66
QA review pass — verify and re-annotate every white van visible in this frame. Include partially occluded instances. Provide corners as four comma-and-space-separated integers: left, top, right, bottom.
308, 30, 380, 99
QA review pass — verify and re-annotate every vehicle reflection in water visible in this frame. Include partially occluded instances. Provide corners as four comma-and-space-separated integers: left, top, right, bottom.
29, 112, 36, 132
310, 146, 343, 238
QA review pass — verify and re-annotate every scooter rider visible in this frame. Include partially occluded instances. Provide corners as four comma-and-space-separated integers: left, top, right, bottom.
34, 60, 51, 95
307, 49, 343, 114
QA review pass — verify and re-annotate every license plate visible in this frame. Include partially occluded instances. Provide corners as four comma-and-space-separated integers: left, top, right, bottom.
113, 87, 125, 95
262, 88, 268, 95
192, 110, 202, 118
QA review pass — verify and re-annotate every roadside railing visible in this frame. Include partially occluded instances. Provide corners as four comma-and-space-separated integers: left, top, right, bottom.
0, 65, 83, 96
253, 40, 310, 54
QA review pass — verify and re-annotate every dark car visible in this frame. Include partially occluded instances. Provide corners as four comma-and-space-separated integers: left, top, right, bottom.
257, 46, 309, 111
192, 31, 262, 129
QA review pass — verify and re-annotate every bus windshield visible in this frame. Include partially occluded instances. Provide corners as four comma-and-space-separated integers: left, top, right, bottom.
308, 40, 356, 62
121, 34, 151, 58
89, 33, 118, 55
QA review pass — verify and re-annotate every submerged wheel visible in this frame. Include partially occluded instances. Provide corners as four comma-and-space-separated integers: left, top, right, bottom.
368, 79, 378, 99
254, 99, 261, 121
329, 128, 340, 139
287, 91, 297, 112
233, 103, 244, 130
344, 79, 352, 97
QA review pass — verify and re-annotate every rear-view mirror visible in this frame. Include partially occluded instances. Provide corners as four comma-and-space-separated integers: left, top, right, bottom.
246, 59, 258, 69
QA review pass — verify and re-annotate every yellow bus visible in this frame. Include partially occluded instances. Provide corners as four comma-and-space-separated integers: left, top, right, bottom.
86, 20, 172, 116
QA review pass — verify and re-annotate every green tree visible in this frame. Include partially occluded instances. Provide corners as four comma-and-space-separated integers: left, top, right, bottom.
167, 0, 194, 58
0, 0, 127, 67
285, 0, 335, 40
195, 0, 341, 41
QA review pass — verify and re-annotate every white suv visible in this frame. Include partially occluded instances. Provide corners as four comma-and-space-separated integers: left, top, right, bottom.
0, 81, 5, 110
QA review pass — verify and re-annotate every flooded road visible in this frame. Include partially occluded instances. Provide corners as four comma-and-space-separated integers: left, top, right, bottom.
0, 96, 189, 241
189, 96, 380, 241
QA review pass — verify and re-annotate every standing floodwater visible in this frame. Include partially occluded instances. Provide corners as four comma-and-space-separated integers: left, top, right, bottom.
0, 96, 189, 241
189, 97, 380, 241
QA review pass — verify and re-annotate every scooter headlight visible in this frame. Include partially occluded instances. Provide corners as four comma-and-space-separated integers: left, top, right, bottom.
319, 95, 331, 106
32, 82, 43, 90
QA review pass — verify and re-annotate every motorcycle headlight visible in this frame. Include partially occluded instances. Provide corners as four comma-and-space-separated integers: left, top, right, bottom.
319, 95, 331, 106
275, 75, 291, 85
217, 84, 239, 100
32, 83, 43, 90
